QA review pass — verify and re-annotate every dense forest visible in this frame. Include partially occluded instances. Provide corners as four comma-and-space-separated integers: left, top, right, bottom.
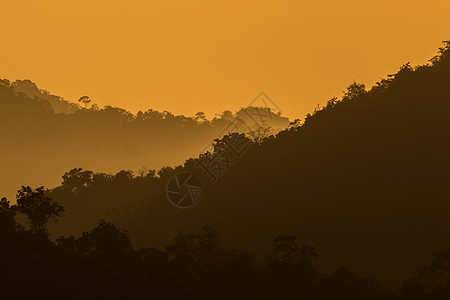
1, 184, 449, 299
0, 80, 289, 200
2, 41, 450, 299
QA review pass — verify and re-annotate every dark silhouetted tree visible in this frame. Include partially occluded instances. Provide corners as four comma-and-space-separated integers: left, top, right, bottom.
15, 186, 64, 234
0, 197, 17, 237
78, 95, 91, 108
78, 219, 133, 258
343, 81, 367, 100
61, 168, 94, 193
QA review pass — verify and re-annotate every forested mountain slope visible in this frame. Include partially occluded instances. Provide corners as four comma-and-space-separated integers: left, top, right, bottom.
43, 42, 450, 286
0, 81, 288, 200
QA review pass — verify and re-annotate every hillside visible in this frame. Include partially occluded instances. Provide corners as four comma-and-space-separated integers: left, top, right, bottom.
41, 41, 450, 287
0, 82, 289, 200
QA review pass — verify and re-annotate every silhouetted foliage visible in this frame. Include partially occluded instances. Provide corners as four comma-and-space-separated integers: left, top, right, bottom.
0, 214, 397, 299
78, 95, 92, 109
0, 197, 17, 237
0, 78, 289, 201
15, 186, 64, 234
2, 41, 450, 299
29, 41, 450, 289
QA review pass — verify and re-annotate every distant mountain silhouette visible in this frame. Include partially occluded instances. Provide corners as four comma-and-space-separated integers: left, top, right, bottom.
11, 79, 80, 114
0, 81, 289, 199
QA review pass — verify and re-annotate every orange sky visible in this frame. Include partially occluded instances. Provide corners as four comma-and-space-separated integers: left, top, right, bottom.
1, 0, 449, 119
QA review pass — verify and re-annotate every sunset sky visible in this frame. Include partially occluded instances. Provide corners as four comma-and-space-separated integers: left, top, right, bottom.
1, 0, 449, 119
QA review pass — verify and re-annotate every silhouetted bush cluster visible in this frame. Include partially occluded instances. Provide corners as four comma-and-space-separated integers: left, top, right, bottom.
1, 190, 450, 299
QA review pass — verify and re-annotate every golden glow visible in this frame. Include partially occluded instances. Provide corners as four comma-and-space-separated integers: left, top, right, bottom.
1, 0, 450, 118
